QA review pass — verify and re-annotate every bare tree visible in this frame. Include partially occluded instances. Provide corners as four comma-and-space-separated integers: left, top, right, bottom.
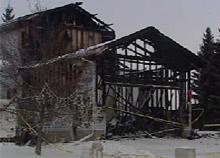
0, 53, 77, 156
26, 0, 47, 13
0, 19, 78, 155
1, 3, 15, 22
0, 3, 102, 154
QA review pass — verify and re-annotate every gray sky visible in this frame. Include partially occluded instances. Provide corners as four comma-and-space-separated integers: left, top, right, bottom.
1, 0, 220, 53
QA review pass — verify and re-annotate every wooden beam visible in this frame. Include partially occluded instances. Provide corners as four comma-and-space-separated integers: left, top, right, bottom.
116, 54, 165, 63
141, 38, 155, 47
108, 85, 141, 112
117, 61, 129, 68
104, 78, 179, 89
105, 82, 179, 89
126, 47, 146, 57
132, 42, 153, 55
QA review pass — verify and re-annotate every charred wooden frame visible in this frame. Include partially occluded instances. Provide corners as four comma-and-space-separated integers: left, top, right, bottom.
95, 27, 205, 133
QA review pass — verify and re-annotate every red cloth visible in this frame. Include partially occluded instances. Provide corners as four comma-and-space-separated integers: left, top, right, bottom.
188, 90, 193, 101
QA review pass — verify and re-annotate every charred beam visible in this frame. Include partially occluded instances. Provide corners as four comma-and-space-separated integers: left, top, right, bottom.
132, 42, 153, 55
106, 82, 180, 90
116, 54, 165, 63
141, 38, 155, 47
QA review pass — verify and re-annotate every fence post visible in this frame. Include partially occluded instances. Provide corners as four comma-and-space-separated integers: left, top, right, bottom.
175, 147, 196, 158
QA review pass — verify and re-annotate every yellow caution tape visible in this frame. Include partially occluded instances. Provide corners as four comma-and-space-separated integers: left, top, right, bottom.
104, 153, 178, 158
204, 124, 220, 127
102, 106, 186, 126
104, 153, 153, 158
176, 151, 220, 157
191, 109, 204, 124
196, 152, 220, 156
17, 107, 219, 158
76, 105, 204, 126
18, 113, 75, 154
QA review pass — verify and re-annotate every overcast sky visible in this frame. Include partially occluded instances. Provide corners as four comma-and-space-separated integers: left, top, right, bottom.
1, 0, 220, 53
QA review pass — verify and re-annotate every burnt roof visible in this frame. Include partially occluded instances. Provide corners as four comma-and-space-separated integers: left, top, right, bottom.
20, 27, 206, 71
106, 26, 206, 71
0, 3, 114, 32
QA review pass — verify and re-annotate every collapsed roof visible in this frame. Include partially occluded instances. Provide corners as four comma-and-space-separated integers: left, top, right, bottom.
21, 26, 206, 72
0, 3, 115, 41
105, 26, 206, 71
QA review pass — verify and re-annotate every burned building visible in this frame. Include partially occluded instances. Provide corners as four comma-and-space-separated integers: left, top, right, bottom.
0, 3, 115, 96
92, 27, 206, 136
0, 3, 205, 141
20, 26, 205, 140
0, 3, 115, 141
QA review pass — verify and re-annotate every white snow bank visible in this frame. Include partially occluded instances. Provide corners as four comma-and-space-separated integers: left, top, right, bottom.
0, 140, 156, 158
1, 136, 220, 158
119, 137, 220, 158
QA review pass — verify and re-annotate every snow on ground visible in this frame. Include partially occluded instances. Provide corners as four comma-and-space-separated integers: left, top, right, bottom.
120, 137, 220, 158
1, 133, 220, 158
0, 141, 155, 158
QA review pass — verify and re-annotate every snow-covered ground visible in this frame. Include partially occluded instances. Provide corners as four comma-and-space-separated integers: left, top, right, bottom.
123, 137, 220, 158
0, 141, 155, 158
0, 132, 220, 158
